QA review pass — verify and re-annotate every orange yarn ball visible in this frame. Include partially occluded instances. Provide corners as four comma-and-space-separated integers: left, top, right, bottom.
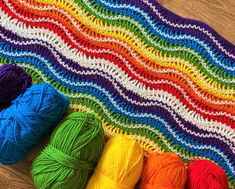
185, 159, 229, 189
139, 152, 187, 189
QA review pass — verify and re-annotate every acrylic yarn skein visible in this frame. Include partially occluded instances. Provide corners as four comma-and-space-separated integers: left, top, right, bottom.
32, 112, 105, 189
185, 159, 229, 189
0, 64, 32, 106
139, 152, 187, 189
86, 134, 144, 189
0, 83, 69, 164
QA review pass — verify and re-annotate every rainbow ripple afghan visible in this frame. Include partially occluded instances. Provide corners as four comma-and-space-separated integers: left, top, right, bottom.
0, 0, 234, 186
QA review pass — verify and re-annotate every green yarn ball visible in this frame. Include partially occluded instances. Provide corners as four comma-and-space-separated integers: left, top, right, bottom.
31, 112, 105, 189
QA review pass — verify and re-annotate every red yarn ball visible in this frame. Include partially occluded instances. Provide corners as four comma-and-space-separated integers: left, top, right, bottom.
185, 159, 229, 189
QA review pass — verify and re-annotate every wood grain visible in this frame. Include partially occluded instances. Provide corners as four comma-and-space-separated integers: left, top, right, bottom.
159, 0, 235, 44
0, 165, 34, 189
0, 1, 234, 188
0, 135, 50, 189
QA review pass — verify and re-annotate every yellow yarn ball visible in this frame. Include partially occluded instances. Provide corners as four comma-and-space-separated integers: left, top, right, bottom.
86, 135, 144, 189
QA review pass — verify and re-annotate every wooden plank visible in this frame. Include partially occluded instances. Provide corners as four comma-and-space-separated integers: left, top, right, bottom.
0, 165, 35, 189
159, 0, 235, 44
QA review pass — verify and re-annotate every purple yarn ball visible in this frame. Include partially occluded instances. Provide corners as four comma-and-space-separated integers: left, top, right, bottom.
0, 64, 32, 106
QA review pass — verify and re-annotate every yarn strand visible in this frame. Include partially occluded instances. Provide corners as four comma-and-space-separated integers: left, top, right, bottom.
32, 112, 105, 189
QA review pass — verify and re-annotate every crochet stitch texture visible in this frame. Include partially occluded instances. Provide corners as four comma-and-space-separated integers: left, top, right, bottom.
0, 0, 234, 187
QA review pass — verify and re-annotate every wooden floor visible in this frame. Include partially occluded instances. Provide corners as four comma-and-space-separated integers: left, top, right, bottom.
0, 0, 234, 188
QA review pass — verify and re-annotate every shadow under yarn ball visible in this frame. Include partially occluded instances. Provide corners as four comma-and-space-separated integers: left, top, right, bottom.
0, 83, 69, 164
0, 64, 32, 106
32, 112, 105, 189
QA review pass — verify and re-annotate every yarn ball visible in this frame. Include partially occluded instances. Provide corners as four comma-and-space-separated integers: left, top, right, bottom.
139, 152, 187, 189
0, 83, 69, 164
185, 159, 229, 189
86, 134, 144, 189
32, 112, 105, 189
0, 64, 32, 106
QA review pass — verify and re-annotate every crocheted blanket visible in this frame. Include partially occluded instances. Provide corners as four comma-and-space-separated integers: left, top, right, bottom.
0, 0, 234, 186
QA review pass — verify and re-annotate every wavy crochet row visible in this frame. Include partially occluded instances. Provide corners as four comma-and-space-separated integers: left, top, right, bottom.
0, 0, 234, 187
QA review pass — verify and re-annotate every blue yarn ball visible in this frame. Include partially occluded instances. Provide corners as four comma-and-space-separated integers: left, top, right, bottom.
0, 83, 69, 164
